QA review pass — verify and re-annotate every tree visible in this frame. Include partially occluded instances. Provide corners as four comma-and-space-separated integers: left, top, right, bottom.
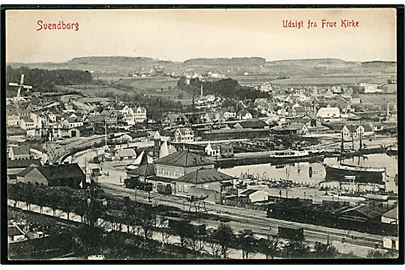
282, 240, 311, 259
136, 208, 156, 240
236, 229, 257, 259
312, 242, 338, 258
258, 236, 281, 259
214, 223, 234, 259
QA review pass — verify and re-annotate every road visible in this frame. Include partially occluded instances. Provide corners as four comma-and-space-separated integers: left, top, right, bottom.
100, 182, 385, 257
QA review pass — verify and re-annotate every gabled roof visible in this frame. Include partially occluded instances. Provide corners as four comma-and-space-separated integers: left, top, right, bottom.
7, 159, 41, 169
128, 163, 155, 177
11, 145, 30, 156
21, 163, 85, 181
382, 207, 398, 220
338, 204, 387, 220
175, 127, 194, 135
8, 225, 25, 237
154, 151, 214, 167
235, 120, 267, 129
117, 148, 136, 157
176, 168, 233, 184
240, 189, 261, 196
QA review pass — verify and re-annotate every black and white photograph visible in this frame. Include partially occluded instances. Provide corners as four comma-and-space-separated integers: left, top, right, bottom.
1, 6, 403, 262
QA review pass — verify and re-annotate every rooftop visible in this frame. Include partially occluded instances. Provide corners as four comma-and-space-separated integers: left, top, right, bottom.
154, 151, 214, 168
176, 168, 233, 184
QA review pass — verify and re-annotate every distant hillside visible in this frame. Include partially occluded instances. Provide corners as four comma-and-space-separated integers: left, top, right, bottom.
8, 56, 396, 80
183, 57, 266, 66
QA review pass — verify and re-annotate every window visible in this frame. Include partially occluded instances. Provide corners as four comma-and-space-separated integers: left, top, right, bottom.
174, 170, 179, 177
184, 185, 189, 193
178, 185, 182, 192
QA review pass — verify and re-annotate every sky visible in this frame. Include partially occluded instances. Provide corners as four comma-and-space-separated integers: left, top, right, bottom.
6, 8, 397, 63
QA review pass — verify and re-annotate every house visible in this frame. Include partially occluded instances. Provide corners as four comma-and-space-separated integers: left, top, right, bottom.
173, 127, 194, 143
154, 150, 215, 180
205, 143, 221, 157
271, 123, 308, 135
8, 145, 31, 160
233, 120, 268, 129
336, 203, 387, 223
383, 236, 399, 250
222, 107, 236, 120
16, 163, 85, 189
317, 106, 340, 119
176, 114, 189, 125
7, 159, 42, 180
381, 206, 398, 224
236, 110, 253, 120
116, 148, 137, 160
134, 106, 147, 123
240, 189, 269, 203
7, 109, 20, 127
8, 225, 27, 243
62, 117, 84, 129
121, 105, 135, 125
173, 168, 234, 203
342, 124, 373, 140
19, 117, 36, 130
359, 83, 381, 94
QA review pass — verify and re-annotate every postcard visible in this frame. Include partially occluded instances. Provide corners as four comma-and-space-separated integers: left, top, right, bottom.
1, 6, 403, 263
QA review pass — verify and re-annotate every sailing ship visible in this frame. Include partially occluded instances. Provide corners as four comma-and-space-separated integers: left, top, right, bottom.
324, 130, 385, 184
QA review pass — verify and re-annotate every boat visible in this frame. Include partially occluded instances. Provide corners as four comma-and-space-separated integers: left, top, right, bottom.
324, 130, 385, 184
386, 145, 398, 156
269, 150, 309, 159
324, 163, 385, 184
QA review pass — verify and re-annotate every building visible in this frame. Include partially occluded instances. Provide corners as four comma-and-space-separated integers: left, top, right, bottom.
240, 189, 269, 203
359, 83, 381, 94
7, 110, 20, 127
116, 148, 137, 160
62, 117, 84, 129
317, 106, 340, 119
205, 143, 221, 157
154, 150, 215, 180
19, 117, 36, 130
381, 206, 398, 225
236, 110, 253, 120
7, 159, 42, 180
383, 236, 399, 250
173, 127, 194, 143
173, 168, 234, 203
8, 225, 27, 243
8, 145, 31, 160
16, 163, 85, 189
233, 120, 268, 129
134, 106, 147, 123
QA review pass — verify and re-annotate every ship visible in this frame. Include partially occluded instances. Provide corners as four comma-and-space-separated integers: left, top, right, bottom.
324, 130, 385, 184
386, 144, 398, 156
324, 163, 385, 184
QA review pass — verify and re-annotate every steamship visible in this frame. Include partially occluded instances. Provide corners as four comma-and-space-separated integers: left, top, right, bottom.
324, 131, 385, 184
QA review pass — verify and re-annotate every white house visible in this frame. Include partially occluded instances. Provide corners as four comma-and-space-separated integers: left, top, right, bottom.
240, 189, 269, 203
121, 105, 135, 125
7, 112, 20, 127
134, 106, 147, 123
317, 106, 340, 119
205, 143, 221, 157
173, 127, 194, 143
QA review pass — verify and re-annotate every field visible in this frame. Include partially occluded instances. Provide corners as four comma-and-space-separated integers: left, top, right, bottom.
55, 76, 194, 105
235, 74, 397, 87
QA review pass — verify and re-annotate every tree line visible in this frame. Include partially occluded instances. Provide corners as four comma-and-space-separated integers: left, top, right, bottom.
177, 77, 270, 100
7, 182, 345, 259
6, 66, 93, 92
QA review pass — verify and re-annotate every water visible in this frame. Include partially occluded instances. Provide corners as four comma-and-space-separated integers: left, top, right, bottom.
219, 154, 398, 191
